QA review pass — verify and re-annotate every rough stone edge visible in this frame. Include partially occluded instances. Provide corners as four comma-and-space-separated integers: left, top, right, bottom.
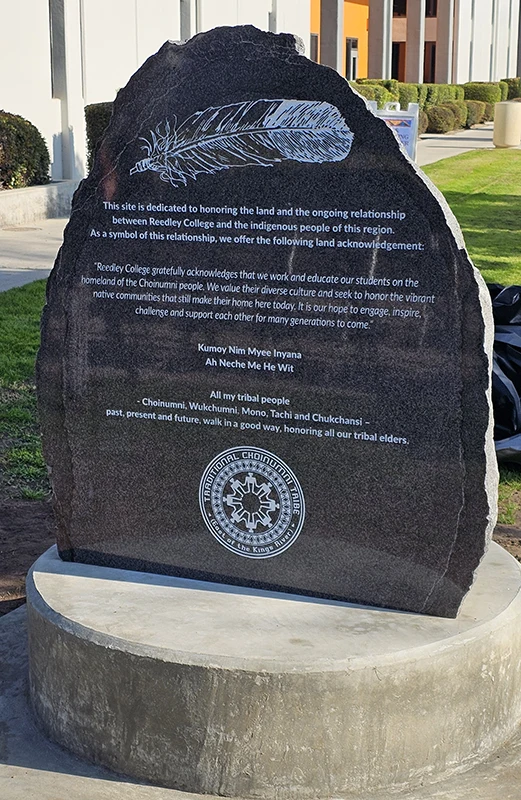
26, 542, 521, 675
0, 181, 79, 227
349, 81, 498, 546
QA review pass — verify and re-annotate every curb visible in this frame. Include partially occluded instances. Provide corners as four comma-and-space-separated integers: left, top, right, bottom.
0, 181, 80, 227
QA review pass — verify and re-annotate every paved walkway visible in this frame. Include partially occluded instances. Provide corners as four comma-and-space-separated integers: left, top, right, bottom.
0, 217, 67, 292
415, 120, 497, 165
0, 124, 504, 294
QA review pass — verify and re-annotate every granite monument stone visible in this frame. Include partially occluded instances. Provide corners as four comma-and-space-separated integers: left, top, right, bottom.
37, 25, 497, 617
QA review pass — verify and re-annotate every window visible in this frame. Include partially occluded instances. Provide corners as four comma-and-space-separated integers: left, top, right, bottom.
392, 42, 406, 81
424, 42, 436, 81
345, 38, 358, 80
393, 0, 407, 17
425, 0, 438, 17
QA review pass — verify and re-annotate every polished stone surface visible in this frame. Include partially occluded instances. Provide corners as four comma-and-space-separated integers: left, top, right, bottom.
37, 26, 496, 616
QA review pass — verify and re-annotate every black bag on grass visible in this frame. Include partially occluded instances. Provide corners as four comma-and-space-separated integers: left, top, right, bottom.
489, 284, 521, 463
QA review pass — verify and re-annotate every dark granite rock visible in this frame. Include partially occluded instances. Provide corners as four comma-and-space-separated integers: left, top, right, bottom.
37, 25, 497, 617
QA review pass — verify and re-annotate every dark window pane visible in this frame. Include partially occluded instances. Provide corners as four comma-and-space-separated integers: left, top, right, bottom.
345, 38, 358, 80
310, 33, 319, 62
393, 0, 407, 17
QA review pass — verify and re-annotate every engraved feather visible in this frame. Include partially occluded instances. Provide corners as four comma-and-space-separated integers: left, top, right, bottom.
130, 99, 354, 186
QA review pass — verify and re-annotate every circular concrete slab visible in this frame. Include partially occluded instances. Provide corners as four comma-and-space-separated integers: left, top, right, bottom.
27, 543, 521, 798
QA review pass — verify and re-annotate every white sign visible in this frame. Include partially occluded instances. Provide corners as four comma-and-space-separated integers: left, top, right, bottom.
368, 102, 419, 161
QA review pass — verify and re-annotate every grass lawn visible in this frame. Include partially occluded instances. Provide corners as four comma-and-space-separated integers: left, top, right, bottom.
0, 280, 48, 499
1, 150, 521, 520
423, 150, 521, 285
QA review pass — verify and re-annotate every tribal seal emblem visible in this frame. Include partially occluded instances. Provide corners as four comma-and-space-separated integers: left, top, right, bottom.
199, 446, 305, 559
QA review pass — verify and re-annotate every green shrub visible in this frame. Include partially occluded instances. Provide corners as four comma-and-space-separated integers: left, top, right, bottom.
354, 79, 399, 103
437, 84, 458, 104
464, 99, 486, 126
455, 100, 468, 126
0, 111, 50, 189
483, 102, 496, 121
380, 79, 400, 98
413, 83, 428, 110
426, 105, 456, 133
463, 82, 502, 104
350, 82, 395, 108
418, 109, 429, 135
499, 81, 509, 101
85, 102, 113, 170
501, 77, 521, 99
454, 85, 465, 101
397, 82, 419, 109
440, 101, 467, 127
424, 84, 440, 107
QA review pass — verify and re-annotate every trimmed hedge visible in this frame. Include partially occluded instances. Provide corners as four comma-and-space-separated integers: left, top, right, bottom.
397, 83, 418, 109
440, 101, 467, 128
422, 83, 460, 108
463, 82, 502, 104
464, 99, 486, 127
85, 102, 113, 170
418, 109, 429, 135
350, 82, 396, 108
351, 77, 509, 133
501, 77, 521, 99
426, 105, 456, 133
454, 85, 465, 101
413, 83, 428, 110
0, 111, 50, 189
483, 102, 496, 121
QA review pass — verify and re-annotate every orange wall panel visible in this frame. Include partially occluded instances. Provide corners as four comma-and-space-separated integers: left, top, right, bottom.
309, 0, 368, 77
344, 0, 369, 78
310, 0, 320, 35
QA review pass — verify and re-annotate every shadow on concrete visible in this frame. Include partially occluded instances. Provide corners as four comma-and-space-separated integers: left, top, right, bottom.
0, 608, 147, 788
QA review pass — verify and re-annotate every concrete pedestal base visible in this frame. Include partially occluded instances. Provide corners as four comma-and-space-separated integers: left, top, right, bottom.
27, 544, 521, 799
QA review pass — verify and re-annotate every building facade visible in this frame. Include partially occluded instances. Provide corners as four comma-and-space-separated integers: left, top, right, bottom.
309, 0, 520, 84
0, 0, 519, 182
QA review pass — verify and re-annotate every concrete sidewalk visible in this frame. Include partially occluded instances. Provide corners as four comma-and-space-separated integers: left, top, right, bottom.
415, 121, 497, 165
0, 123, 502, 293
0, 217, 67, 292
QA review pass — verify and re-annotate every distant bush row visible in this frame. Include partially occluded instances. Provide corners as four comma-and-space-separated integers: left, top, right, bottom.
349, 78, 521, 136
424, 100, 486, 133
351, 78, 514, 111
0, 111, 50, 190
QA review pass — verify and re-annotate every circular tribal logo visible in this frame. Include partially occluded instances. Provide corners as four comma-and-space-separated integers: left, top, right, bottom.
199, 446, 305, 559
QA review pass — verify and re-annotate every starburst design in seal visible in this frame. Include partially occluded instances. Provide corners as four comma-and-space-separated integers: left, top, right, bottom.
224, 472, 279, 532
199, 447, 305, 559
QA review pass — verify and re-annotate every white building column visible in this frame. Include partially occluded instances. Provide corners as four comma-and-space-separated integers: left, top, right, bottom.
435, 0, 455, 83
49, 0, 87, 180
320, 0, 344, 72
510, 0, 521, 77
452, 0, 471, 84
368, 0, 393, 79
405, 0, 426, 83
